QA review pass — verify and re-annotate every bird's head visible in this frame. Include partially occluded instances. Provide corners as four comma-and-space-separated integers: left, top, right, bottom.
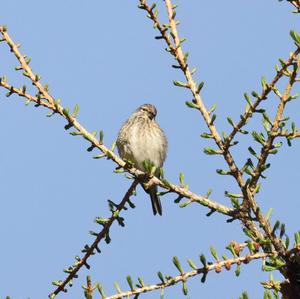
137, 104, 157, 120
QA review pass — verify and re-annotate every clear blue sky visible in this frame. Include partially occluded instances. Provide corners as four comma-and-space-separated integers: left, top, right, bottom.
0, 1, 299, 298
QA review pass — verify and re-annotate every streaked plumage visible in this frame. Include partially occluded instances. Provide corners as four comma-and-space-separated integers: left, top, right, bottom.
116, 104, 168, 215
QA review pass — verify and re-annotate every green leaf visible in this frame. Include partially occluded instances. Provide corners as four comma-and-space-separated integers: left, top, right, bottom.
210, 114, 216, 124
235, 264, 241, 276
196, 81, 204, 94
210, 246, 219, 261
264, 289, 273, 299
200, 132, 213, 139
227, 117, 235, 127
173, 80, 189, 88
251, 91, 260, 98
272, 220, 280, 234
114, 282, 122, 293
73, 104, 79, 117
294, 231, 300, 245
252, 131, 265, 145
204, 147, 221, 155
62, 108, 70, 117
172, 256, 183, 274
185, 101, 198, 109
280, 223, 286, 238
182, 281, 188, 295
157, 271, 165, 283
199, 254, 207, 266
208, 103, 217, 114
179, 172, 184, 186
216, 169, 231, 175
261, 76, 268, 90
225, 191, 243, 199
248, 146, 258, 158
290, 30, 300, 45
126, 275, 134, 291
187, 258, 198, 270
137, 277, 145, 287
244, 93, 253, 106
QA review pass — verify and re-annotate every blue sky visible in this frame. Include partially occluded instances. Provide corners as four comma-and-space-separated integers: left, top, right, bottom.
0, 1, 299, 298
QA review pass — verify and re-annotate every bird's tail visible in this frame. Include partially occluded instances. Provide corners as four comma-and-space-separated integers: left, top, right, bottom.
149, 185, 162, 216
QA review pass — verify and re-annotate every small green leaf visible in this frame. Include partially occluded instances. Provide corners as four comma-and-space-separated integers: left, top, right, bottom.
244, 93, 253, 106
126, 275, 134, 291
248, 146, 258, 158
114, 282, 122, 293
199, 254, 207, 266
157, 271, 165, 283
227, 117, 235, 127
73, 104, 79, 117
210, 246, 219, 261
235, 264, 241, 276
290, 30, 300, 45
185, 101, 198, 109
62, 108, 70, 117
216, 169, 231, 175
187, 258, 197, 270
200, 132, 213, 139
204, 147, 221, 155
196, 81, 204, 94
225, 191, 243, 199
179, 172, 184, 186
172, 256, 183, 274
173, 80, 189, 88
208, 103, 217, 114
182, 281, 188, 295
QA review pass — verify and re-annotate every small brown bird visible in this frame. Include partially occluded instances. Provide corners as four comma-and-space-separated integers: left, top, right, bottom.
116, 104, 168, 215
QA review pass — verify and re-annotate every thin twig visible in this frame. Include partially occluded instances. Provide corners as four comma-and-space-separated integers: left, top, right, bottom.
49, 179, 139, 298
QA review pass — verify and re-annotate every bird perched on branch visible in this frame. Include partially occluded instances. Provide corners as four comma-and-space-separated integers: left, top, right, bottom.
116, 104, 168, 215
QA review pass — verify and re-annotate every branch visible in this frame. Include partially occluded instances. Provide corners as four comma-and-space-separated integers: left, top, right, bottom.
223, 48, 300, 150
49, 179, 139, 298
290, 0, 300, 12
148, 0, 245, 188
0, 26, 233, 217
138, 0, 264, 241
98, 251, 275, 299
245, 58, 299, 256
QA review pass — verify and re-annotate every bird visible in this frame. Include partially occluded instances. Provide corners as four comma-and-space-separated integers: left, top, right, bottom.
116, 104, 168, 215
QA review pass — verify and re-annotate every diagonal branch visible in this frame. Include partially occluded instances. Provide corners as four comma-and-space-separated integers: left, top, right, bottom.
0, 26, 233, 217
223, 48, 300, 150
290, 0, 300, 11
49, 179, 139, 298
139, 0, 264, 241
244, 59, 300, 256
